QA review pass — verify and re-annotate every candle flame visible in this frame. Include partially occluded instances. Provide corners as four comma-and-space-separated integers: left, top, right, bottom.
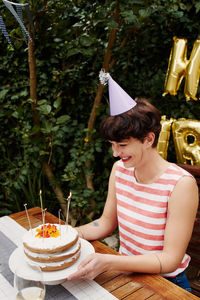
67, 191, 72, 201
65, 191, 72, 228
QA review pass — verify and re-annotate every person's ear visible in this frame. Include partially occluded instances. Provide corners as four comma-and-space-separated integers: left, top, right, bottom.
145, 132, 155, 147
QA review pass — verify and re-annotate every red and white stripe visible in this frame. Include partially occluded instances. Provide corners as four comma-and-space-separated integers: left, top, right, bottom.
115, 160, 192, 277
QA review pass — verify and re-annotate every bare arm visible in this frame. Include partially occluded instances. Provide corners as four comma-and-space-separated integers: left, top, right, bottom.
75, 162, 118, 240
159, 175, 199, 273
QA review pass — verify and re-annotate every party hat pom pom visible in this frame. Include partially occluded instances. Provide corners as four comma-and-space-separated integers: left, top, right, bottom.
99, 69, 110, 85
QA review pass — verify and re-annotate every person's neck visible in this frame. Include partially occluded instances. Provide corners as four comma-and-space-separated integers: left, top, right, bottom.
134, 151, 169, 184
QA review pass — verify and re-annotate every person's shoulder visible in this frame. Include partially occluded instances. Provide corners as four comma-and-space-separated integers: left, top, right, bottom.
169, 165, 198, 206
170, 163, 198, 191
112, 160, 121, 172
168, 163, 194, 178
112, 159, 123, 167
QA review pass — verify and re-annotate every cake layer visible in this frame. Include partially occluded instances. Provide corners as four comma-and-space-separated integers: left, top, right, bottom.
23, 224, 78, 253
26, 250, 81, 271
24, 241, 81, 262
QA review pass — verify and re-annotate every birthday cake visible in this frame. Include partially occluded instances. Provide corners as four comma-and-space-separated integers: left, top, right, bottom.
23, 224, 81, 271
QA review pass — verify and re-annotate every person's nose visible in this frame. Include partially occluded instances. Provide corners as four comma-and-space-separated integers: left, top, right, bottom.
112, 145, 121, 157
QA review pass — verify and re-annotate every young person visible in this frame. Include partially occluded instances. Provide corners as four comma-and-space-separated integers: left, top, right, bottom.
68, 75, 198, 292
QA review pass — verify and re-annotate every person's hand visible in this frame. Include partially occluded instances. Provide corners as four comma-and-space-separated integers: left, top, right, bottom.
67, 253, 109, 280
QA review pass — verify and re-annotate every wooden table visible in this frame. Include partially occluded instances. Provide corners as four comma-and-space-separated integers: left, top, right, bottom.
9, 207, 199, 300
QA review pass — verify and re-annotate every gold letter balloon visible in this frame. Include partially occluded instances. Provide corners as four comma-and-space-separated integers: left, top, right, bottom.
157, 116, 173, 160
172, 119, 200, 165
157, 117, 200, 165
163, 36, 200, 101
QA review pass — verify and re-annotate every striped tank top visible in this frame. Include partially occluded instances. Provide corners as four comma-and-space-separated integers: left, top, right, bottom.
115, 160, 192, 277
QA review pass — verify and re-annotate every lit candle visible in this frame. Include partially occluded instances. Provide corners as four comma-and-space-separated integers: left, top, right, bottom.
24, 203, 32, 234
65, 191, 72, 229
42, 208, 47, 239
39, 189, 44, 221
58, 209, 61, 238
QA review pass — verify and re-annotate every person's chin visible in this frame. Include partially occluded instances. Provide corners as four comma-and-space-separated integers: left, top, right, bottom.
121, 157, 133, 168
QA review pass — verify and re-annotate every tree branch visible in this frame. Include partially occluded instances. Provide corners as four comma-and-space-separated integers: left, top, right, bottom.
85, 2, 120, 214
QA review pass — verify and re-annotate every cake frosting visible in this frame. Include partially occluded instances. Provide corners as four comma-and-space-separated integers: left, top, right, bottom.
23, 223, 81, 271
25, 251, 81, 271
24, 242, 81, 261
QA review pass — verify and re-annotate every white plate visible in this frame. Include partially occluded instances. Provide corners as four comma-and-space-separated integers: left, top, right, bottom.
9, 238, 94, 285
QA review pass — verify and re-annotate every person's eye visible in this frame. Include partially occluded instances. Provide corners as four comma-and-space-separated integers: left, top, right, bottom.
119, 144, 127, 147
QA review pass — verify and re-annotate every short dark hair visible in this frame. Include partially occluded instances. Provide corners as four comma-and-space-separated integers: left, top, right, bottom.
100, 97, 161, 147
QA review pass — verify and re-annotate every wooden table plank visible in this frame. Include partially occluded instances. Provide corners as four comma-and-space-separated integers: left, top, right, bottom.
123, 286, 155, 299
95, 270, 123, 285
8, 207, 199, 300
148, 295, 164, 300
111, 281, 143, 299
102, 274, 133, 292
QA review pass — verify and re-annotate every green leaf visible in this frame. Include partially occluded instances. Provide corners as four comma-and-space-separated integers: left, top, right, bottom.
56, 115, 70, 124
79, 36, 94, 47
39, 150, 49, 156
195, 2, 200, 13
120, 11, 137, 23
30, 125, 40, 135
38, 99, 47, 105
37, 104, 52, 114
53, 97, 62, 109
52, 125, 60, 132
0, 89, 9, 100
66, 48, 81, 58
12, 111, 19, 118
138, 8, 151, 18
179, 3, 187, 10
107, 20, 118, 29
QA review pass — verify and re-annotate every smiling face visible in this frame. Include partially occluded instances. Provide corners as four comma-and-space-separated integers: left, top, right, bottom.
109, 137, 146, 168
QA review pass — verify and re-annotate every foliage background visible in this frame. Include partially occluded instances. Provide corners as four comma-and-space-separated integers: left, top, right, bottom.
0, 0, 200, 223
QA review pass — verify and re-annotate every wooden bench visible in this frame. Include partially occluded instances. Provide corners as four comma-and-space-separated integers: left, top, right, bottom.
178, 164, 200, 297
